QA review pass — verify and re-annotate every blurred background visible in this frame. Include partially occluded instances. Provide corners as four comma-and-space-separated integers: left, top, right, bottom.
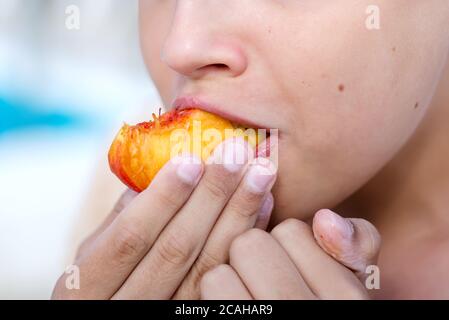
0, 0, 160, 298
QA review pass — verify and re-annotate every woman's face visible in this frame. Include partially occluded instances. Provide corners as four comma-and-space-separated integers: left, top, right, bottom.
139, 0, 449, 222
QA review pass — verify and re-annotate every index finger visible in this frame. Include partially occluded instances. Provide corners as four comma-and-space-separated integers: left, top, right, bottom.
52, 154, 203, 299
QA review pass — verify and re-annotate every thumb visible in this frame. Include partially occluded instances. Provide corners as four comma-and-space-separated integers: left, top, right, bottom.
312, 209, 381, 280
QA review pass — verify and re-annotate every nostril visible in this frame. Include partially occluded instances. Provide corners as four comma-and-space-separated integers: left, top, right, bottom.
198, 63, 229, 72
211, 63, 228, 70
191, 63, 231, 78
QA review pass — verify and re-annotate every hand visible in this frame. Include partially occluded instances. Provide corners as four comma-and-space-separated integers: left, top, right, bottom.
200, 209, 381, 299
52, 138, 277, 299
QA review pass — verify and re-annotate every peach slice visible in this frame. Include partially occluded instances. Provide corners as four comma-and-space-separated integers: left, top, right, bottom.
108, 108, 264, 192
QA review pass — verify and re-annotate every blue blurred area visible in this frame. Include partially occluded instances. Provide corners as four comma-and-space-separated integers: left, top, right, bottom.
0, 96, 90, 135
0, 0, 159, 299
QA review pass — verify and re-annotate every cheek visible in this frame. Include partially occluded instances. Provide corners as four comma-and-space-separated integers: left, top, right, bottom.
266, 2, 447, 220
292, 6, 444, 175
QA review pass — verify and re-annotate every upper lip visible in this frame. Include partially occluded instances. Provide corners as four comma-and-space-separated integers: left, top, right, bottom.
172, 96, 269, 130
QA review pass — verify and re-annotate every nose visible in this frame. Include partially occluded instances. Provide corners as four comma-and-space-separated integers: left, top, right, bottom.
161, 1, 247, 80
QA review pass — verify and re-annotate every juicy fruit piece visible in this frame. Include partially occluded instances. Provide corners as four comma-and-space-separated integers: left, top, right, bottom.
108, 108, 261, 192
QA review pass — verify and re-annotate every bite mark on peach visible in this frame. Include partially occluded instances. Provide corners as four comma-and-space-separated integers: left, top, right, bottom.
108, 108, 264, 192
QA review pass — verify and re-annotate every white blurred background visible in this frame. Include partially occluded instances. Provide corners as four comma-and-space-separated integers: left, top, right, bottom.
0, 0, 160, 298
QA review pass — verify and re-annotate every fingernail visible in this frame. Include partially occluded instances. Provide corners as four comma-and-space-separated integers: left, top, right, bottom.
173, 155, 203, 185
325, 210, 354, 240
210, 138, 253, 172
245, 159, 277, 194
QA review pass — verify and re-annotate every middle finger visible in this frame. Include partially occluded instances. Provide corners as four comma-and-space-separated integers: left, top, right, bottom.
174, 158, 276, 299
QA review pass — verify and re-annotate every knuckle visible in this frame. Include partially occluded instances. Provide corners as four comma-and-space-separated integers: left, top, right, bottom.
272, 218, 311, 239
202, 173, 233, 201
227, 190, 264, 219
193, 251, 222, 282
230, 229, 269, 259
153, 187, 183, 212
155, 228, 194, 267
113, 222, 149, 262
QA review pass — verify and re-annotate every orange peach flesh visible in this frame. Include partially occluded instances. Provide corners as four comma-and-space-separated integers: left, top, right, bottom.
108, 108, 263, 192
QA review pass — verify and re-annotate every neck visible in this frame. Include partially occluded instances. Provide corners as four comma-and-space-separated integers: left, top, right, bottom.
338, 57, 449, 240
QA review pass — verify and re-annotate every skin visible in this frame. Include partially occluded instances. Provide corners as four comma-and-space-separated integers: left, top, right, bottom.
140, 0, 449, 222
53, 0, 449, 299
